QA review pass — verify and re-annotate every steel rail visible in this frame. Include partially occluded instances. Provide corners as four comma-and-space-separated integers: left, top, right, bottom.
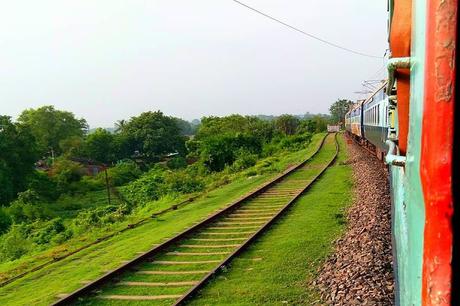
51, 133, 333, 306
174, 133, 339, 305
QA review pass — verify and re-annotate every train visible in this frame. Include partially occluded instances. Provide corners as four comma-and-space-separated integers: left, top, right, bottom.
345, 1, 457, 305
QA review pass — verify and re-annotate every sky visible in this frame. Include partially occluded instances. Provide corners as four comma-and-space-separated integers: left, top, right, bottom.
0, 0, 388, 128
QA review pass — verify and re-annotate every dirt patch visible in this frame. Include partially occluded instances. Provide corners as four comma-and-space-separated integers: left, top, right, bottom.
315, 138, 394, 305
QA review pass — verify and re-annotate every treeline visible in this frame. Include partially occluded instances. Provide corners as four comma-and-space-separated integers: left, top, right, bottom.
0, 105, 329, 261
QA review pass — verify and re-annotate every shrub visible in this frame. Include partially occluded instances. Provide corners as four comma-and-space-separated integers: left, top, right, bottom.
0, 209, 12, 234
166, 156, 187, 170
121, 167, 166, 204
0, 225, 32, 261
50, 158, 85, 192
232, 151, 257, 171
29, 218, 67, 245
105, 160, 142, 186
164, 171, 205, 194
27, 171, 59, 201
72, 204, 130, 232
5, 190, 51, 223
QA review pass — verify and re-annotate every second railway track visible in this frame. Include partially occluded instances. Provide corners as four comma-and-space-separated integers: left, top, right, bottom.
54, 132, 339, 306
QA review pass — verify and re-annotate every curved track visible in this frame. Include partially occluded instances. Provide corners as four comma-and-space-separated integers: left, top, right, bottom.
53, 133, 339, 306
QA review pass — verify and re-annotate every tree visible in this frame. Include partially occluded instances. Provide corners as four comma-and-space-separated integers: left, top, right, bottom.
329, 99, 354, 125
84, 128, 115, 164
114, 119, 127, 133
120, 111, 186, 160
173, 118, 194, 136
18, 105, 88, 156
0, 116, 39, 205
275, 114, 300, 135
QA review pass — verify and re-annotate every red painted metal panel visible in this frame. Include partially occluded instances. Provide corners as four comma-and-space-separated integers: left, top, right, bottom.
420, 0, 457, 304
390, 0, 412, 154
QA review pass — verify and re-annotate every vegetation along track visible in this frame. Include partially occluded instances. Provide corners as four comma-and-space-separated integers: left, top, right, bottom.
54, 133, 339, 306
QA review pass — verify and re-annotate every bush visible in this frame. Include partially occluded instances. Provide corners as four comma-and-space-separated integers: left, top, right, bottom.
5, 190, 52, 223
166, 156, 187, 170
105, 160, 142, 186
29, 218, 67, 245
0, 209, 12, 234
27, 171, 59, 201
121, 167, 166, 204
72, 204, 130, 232
232, 151, 257, 171
164, 171, 205, 194
50, 158, 85, 192
0, 225, 32, 261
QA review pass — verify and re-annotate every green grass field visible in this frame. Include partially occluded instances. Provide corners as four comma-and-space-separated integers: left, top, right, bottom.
0, 135, 328, 306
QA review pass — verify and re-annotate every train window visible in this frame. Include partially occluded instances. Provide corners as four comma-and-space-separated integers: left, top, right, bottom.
377, 105, 380, 125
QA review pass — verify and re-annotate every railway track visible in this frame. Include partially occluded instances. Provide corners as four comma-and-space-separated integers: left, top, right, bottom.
54, 133, 339, 306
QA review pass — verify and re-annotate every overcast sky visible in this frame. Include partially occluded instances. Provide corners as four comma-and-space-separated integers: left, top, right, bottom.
0, 0, 388, 128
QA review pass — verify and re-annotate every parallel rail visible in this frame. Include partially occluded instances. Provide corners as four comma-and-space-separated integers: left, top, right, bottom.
52, 133, 338, 305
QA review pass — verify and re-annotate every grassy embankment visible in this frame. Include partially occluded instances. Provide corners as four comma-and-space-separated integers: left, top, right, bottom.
0, 135, 326, 306
187, 134, 352, 305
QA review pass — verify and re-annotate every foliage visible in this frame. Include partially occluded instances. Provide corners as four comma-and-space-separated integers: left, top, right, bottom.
27, 171, 59, 201
200, 134, 262, 172
104, 160, 142, 186
173, 118, 196, 136
0, 209, 12, 235
196, 115, 274, 142
121, 167, 166, 204
329, 99, 354, 125
0, 225, 32, 261
72, 204, 131, 232
119, 111, 186, 161
17, 105, 88, 156
297, 115, 329, 134
0, 116, 39, 205
84, 128, 116, 164
5, 190, 50, 223
166, 156, 187, 170
275, 114, 300, 135
164, 171, 205, 194
49, 158, 84, 192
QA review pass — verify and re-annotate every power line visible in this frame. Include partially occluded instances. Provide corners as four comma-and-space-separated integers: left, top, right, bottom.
232, 0, 383, 59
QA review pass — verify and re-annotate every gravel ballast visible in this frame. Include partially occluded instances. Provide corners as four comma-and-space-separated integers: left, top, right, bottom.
315, 137, 394, 305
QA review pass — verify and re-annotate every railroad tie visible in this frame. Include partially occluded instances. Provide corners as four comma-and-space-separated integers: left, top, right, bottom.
152, 260, 221, 265
207, 226, 259, 230
180, 244, 240, 248
118, 281, 198, 287
166, 251, 230, 256
191, 238, 247, 241
136, 270, 210, 275
98, 295, 182, 301
218, 221, 266, 225
226, 217, 271, 221
200, 231, 254, 235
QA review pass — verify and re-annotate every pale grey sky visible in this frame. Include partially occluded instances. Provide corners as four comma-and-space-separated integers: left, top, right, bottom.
0, 0, 388, 128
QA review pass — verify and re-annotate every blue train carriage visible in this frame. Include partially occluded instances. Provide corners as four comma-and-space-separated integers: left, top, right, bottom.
361, 81, 389, 160
344, 102, 363, 139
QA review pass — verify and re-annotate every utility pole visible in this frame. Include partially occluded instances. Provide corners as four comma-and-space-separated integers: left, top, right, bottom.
104, 167, 111, 205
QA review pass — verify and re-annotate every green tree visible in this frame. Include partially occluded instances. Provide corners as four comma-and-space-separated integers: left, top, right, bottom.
84, 128, 115, 164
0, 116, 38, 205
120, 111, 186, 160
329, 99, 354, 125
275, 114, 300, 135
18, 105, 88, 156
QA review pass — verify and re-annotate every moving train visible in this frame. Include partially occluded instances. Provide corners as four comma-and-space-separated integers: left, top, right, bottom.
346, 1, 457, 305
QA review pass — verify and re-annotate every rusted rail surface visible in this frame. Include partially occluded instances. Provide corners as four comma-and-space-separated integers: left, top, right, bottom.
52, 133, 338, 306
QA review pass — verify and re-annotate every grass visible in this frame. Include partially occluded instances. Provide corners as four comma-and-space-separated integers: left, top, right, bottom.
0, 134, 326, 306
185, 134, 352, 305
